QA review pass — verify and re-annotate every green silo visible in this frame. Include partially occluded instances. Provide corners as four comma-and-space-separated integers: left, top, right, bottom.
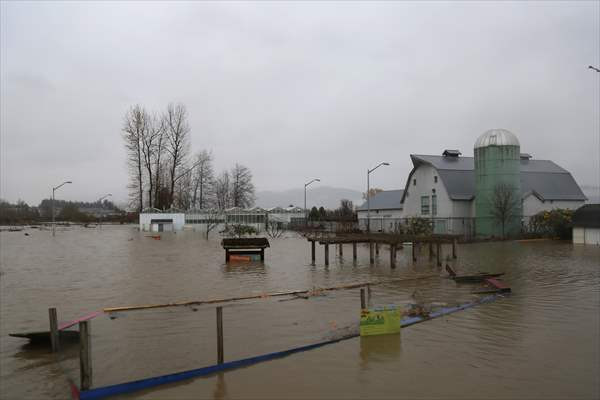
474, 129, 522, 237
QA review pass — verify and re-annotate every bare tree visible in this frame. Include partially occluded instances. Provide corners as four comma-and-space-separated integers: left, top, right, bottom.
164, 103, 190, 208
191, 150, 215, 209
204, 209, 222, 240
140, 111, 165, 209
215, 171, 231, 210
490, 183, 520, 239
230, 164, 255, 208
122, 105, 147, 212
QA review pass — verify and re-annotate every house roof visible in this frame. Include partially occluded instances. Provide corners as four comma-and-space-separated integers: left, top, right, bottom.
356, 190, 404, 211
572, 204, 600, 228
405, 155, 586, 202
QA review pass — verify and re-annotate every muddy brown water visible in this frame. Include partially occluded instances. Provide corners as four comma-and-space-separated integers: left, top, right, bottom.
1, 226, 598, 399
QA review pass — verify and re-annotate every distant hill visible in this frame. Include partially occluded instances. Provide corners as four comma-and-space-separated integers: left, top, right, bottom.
255, 186, 363, 210
581, 185, 600, 204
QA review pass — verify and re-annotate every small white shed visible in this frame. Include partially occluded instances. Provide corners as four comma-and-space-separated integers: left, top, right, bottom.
572, 204, 600, 245
139, 213, 185, 232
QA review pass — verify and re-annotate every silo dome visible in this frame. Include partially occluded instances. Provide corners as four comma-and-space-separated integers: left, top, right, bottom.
474, 129, 520, 149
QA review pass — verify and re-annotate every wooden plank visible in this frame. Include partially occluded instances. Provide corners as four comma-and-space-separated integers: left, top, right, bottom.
485, 278, 511, 292
58, 311, 103, 331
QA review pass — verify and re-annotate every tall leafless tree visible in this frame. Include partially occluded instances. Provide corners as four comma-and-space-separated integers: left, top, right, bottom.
490, 183, 520, 239
164, 103, 190, 208
122, 105, 147, 212
140, 111, 165, 209
215, 171, 231, 210
191, 150, 215, 209
230, 163, 255, 208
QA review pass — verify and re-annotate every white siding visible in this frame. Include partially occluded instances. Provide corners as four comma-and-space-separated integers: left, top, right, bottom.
522, 195, 585, 218
357, 209, 403, 232
139, 213, 185, 232
402, 164, 453, 218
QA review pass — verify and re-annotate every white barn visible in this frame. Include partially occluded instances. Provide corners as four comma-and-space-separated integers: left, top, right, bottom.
359, 146, 586, 237
399, 150, 586, 235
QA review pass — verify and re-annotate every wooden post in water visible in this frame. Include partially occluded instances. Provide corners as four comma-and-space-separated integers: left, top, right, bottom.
390, 244, 396, 268
360, 288, 366, 309
452, 238, 457, 259
375, 243, 379, 255
339, 243, 343, 256
367, 284, 372, 303
412, 242, 417, 262
352, 243, 357, 260
429, 242, 433, 260
216, 307, 224, 364
48, 307, 59, 352
324, 244, 329, 266
369, 242, 374, 264
436, 242, 442, 267
311, 241, 316, 265
79, 320, 92, 390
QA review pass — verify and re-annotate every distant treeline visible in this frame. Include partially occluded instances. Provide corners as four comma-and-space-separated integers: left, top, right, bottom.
308, 199, 356, 222
0, 199, 137, 225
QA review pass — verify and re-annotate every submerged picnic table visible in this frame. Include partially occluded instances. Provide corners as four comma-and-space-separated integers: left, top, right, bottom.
221, 237, 270, 262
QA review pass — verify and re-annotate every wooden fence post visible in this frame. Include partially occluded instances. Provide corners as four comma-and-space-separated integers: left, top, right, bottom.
375, 243, 379, 255
390, 245, 396, 268
49, 307, 59, 352
324, 244, 329, 266
412, 242, 417, 262
452, 238, 457, 259
339, 243, 343, 256
216, 307, 224, 364
352, 243, 357, 260
79, 321, 92, 390
436, 242, 442, 267
360, 288, 366, 309
369, 242, 374, 264
311, 241, 316, 264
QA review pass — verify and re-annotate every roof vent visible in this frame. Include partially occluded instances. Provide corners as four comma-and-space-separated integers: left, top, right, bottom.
520, 153, 532, 160
442, 149, 461, 157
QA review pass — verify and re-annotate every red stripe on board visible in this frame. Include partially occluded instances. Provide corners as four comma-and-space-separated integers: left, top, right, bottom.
69, 380, 80, 400
59, 311, 103, 330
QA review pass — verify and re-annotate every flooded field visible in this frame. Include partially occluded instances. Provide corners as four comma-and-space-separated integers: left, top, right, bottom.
1, 225, 598, 399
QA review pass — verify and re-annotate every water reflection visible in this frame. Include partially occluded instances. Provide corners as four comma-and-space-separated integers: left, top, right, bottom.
359, 334, 402, 370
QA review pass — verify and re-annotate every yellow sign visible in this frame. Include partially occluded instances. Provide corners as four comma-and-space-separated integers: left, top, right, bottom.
360, 307, 401, 336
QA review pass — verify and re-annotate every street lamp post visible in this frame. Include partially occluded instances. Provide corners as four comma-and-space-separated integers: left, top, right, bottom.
52, 181, 72, 236
304, 178, 321, 226
97, 193, 112, 228
367, 162, 390, 232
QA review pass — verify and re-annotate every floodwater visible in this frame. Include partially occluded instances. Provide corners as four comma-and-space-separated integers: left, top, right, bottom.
1, 226, 598, 400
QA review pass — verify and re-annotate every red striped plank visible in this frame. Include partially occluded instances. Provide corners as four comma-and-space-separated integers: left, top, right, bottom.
484, 278, 511, 292
59, 311, 103, 330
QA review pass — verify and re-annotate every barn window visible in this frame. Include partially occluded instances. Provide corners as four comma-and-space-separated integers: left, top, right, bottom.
421, 196, 430, 215
434, 176, 438, 183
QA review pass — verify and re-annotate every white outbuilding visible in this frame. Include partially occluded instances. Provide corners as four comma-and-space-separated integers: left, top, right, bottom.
139, 212, 185, 232
572, 204, 600, 245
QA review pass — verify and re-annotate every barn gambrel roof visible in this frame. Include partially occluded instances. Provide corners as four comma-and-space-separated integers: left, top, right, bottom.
402, 155, 586, 202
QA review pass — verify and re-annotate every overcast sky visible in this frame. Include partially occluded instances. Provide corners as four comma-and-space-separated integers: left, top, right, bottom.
1, 1, 599, 206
